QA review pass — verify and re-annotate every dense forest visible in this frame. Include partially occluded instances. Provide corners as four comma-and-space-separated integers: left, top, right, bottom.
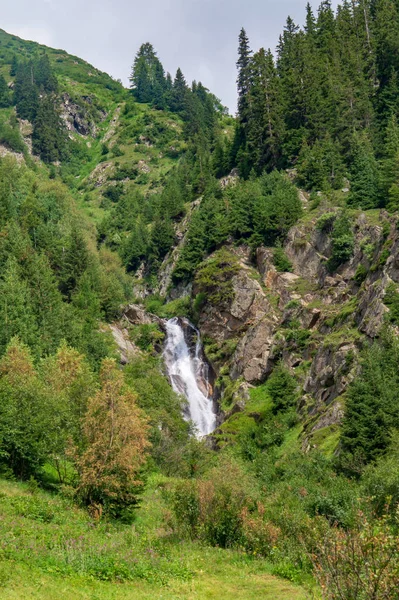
1, 1, 399, 598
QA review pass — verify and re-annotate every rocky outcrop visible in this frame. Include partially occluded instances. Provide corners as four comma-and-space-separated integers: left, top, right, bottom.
196, 268, 272, 344
230, 317, 277, 383
88, 161, 114, 187
304, 342, 360, 412
109, 324, 140, 365
60, 93, 100, 137
123, 304, 165, 330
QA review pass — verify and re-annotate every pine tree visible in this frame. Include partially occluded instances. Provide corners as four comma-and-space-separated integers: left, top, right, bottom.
382, 114, 399, 210
340, 336, 399, 474
130, 43, 166, 105
170, 68, 188, 113
0, 75, 11, 108
60, 227, 89, 298
237, 28, 253, 124
349, 132, 381, 208
14, 61, 39, 122
0, 258, 37, 355
148, 215, 175, 270
10, 55, 18, 77
32, 94, 68, 163
35, 54, 58, 93
247, 48, 284, 172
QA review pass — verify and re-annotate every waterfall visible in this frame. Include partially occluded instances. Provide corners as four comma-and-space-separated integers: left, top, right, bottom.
163, 317, 217, 437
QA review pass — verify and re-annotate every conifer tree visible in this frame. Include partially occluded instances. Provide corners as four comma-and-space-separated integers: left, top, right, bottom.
0, 75, 10, 108
247, 48, 284, 172
60, 227, 89, 298
10, 55, 18, 77
170, 68, 188, 113
32, 94, 68, 163
349, 132, 381, 208
382, 114, 399, 210
130, 43, 166, 105
14, 61, 39, 121
0, 259, 37, 355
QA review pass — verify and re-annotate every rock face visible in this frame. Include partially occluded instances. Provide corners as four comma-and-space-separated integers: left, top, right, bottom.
196, 269, 272, 344
304, 342, 359, 412
230, 318, 277, 383
60, 93, 106, 137
109, 324, 139, 365
123, 304, 165, 330
124, 202, 399, 446
189, 209, 399, 443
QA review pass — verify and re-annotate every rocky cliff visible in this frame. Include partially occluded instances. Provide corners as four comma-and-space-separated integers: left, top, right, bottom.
127, 191, 399, 452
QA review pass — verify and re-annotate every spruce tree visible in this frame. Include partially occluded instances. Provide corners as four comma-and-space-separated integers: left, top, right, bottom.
170, 68, 188, 113
0, 75, 10, 108
130, 43, 166, 105
247, 48, 284, 172
237, 28, 253, 124
32, 95, 68, 163
349, 132, 381, 208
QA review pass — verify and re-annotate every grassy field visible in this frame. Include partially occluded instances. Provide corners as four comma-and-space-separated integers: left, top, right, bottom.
0, 477, 311, 600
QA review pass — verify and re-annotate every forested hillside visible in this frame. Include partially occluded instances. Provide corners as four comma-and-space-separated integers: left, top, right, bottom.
1, 1, 399, 597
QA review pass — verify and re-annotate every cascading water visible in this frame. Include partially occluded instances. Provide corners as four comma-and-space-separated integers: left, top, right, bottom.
163, 317, 217, 437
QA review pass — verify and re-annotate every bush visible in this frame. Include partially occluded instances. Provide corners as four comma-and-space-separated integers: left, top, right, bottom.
167, 458, 270, 551
195, 249, 239, 306
312, 512, 399, 600
327, 212, 354, 272
353, 264, 367, 285
0, 120, 26, 154
316, 212, 336, 234
131, 323, 164, 352
273, 247, 292, 272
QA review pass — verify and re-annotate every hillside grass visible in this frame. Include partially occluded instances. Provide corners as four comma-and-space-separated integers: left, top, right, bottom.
0, 476, 310, 600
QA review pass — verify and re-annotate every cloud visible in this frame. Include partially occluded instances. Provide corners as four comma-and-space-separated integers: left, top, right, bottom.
0, 0, 333, 113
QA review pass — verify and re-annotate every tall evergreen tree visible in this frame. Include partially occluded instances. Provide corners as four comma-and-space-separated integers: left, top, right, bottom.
32, 95, 68, 163
348, 132, 381, 208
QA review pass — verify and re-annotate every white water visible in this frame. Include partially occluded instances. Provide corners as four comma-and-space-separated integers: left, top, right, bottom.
164, 318, 217, 437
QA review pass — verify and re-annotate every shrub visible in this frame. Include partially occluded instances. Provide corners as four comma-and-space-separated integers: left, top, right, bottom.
273, 247, 292, 272
327, 212, 354, 272
353, 264, 367, 285
168, 458, 269, 551
195, 249, 240, 306
384, 283, 399, 325
131, 323, 165, 352
0, 120, 26, 154
316, 212, 336, 234
312, 512, 399, 600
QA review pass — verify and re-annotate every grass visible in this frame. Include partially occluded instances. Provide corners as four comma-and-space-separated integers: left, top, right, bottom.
0, 476, 310, 600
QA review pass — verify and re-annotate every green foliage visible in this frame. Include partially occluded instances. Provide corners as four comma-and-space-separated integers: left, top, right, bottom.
316, 212, 336, 233
130, 324, 164, 352
384, 283, 399, 325
273, 246, 292, 272
267, 365, 298, 414
348, 133, 381, 209
124, 357, 206, 478
174, 171, 302, 282
353, 264, 367, 285
32, 94, 69, 163
339, 334, 399, 475
297, 137, 345, 191
327, 211, 354, 272
0, 118, 26, 154
195, 249, 239, 306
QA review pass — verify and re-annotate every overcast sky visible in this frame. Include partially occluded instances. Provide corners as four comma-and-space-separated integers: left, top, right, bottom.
1, 0, 333, 113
